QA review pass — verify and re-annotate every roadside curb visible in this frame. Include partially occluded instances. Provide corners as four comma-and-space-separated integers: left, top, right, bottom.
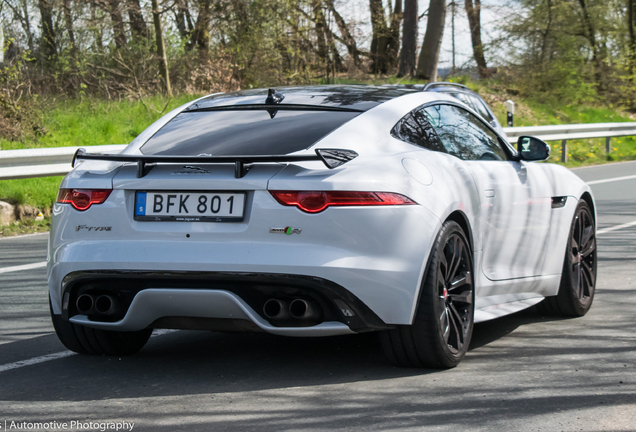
0, 232, 49, 241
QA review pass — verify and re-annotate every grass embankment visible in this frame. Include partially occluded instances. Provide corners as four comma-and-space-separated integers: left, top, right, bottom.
472, 82, 636, 167
1, 85, 635, 234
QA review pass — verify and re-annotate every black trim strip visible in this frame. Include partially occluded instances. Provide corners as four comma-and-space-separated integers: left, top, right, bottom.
183, 104, 364, 113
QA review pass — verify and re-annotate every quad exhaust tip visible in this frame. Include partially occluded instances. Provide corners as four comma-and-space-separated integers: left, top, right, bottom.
94, 295, 121, 316
76, 294, 94, 314
76, 294, 121, 317
263, 298, 322, 322
289, 299, 320, 321
263, 299, 291, 320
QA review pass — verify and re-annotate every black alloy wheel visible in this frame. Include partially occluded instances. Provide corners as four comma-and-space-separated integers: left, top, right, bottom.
437, 232, 474, 355
569, 203, 596, 304
537, 200, 597, 317
380, 220, 474, 368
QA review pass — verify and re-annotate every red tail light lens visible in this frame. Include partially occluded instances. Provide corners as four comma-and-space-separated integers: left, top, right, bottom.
270, 191, 416, 213
57, 189, 112, 211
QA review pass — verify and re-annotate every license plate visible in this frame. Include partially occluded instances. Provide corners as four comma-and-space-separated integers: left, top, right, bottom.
134, 191, 245, 222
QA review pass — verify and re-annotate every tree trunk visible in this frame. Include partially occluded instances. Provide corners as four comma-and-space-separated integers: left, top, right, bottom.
629, 0, 636, 76
151, 0, 171, 96
19, 0, 36, 53
175, 0, 193, 41
386, 0, 403, 69
325, 0, 361, 66
62, 0, 78, 69
576, 0, 603, 89
127, 0, 148, 40
38, 0, 57, 63
539, 0, 552, 64
107, 0, 128, 49
90, 0, 104, 52
313, 0, 329, 66
464, 0, 488, 78
416, 0, 446, 81
191, 0, 211, 54
369, 0, 388, 73
398, 0, 417, 77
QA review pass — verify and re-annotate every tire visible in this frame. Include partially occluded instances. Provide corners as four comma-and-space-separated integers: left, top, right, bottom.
380, 220, 474, 368
50, 299, 152, 356
536, 200, 597, 317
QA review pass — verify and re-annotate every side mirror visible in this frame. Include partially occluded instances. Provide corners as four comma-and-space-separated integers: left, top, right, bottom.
518, 136, 550, 161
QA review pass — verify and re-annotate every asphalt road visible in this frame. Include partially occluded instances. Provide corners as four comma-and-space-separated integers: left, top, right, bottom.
1, 161, 635, 431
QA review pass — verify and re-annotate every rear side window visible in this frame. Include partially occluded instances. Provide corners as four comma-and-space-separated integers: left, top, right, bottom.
391, 109, 446, 153
423, 104, 508, 161
140, 110, 360, 155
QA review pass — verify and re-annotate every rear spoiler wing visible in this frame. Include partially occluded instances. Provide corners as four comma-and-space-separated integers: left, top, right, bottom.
72, 148, 358, 178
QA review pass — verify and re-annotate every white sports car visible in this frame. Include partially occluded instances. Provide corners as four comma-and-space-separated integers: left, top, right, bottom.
48, 85, 597, 368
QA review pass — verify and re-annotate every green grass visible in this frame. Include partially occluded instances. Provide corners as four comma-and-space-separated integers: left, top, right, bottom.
0, 216, 51, 237
0, 94, 202, 150
0, 176, 64, 210
485, 93, 636, 167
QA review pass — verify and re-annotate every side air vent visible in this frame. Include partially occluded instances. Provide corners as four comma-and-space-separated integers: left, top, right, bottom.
551, 196, 567, 208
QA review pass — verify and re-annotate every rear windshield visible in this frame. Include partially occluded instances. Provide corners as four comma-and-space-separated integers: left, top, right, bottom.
140, 110, 360, 156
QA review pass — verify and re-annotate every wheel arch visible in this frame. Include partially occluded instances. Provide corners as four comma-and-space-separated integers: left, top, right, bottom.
580, 191, 596, 224
445, 210, 474, 253
410, 209, 474, 324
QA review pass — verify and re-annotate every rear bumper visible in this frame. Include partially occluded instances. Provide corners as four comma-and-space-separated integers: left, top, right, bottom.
54, 270, 392, 335
69, 289, 354, 337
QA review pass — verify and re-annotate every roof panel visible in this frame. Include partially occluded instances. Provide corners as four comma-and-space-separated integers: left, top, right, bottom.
186, 85, 422, 112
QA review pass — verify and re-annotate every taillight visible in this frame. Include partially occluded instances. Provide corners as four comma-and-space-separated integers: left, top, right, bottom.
269, 191, 416, 213
56, 189, 112, 211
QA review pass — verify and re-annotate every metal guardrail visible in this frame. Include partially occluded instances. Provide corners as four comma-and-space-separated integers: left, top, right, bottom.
0, 145, 126, 180
505, 122, 636, 162
0, 121, 635, 179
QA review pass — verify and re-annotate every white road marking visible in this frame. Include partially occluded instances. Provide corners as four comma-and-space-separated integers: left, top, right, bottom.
0, 261, 47, 274
587, 174, 636, 185
0, 329, 179, 374
597, 220, 636, 235
0, 351, 75, 373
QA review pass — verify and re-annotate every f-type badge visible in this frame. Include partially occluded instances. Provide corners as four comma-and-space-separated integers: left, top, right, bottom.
270, 227, 302, 235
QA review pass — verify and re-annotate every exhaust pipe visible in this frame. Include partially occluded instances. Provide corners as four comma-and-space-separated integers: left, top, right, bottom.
94, 295, 121, 316
263, 299, 291, 320
76, 294, 95, 315
289, 299, 321, 321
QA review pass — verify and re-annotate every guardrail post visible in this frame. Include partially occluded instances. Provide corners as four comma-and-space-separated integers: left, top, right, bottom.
606, 137, 611, 155
561, 140, 568, 163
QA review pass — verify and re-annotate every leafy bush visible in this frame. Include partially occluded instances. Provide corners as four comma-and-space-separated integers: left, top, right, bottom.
0, 47, 47, 142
